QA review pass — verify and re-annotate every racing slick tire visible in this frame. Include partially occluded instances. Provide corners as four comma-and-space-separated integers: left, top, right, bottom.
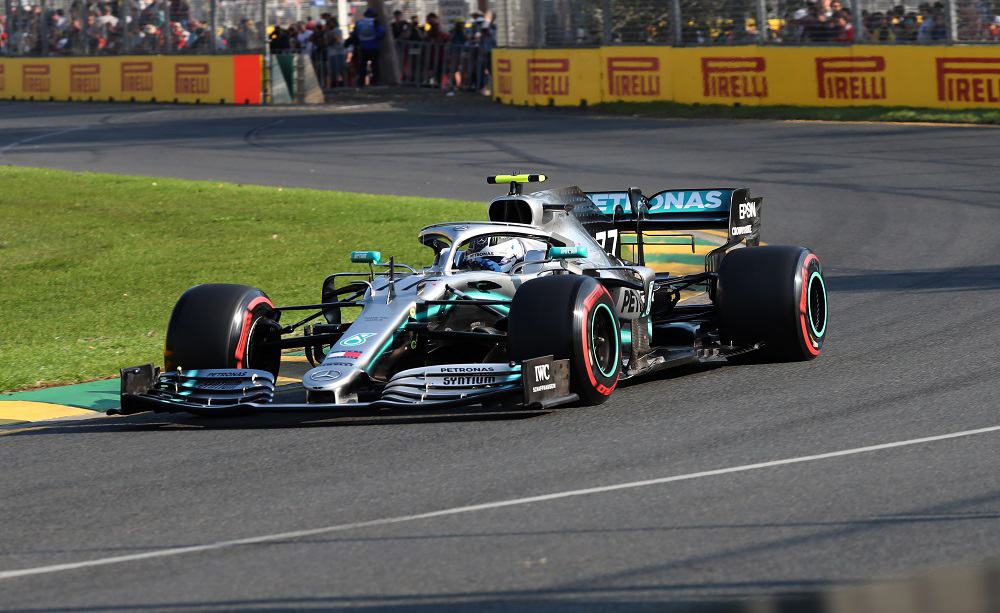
508, 275, 621, 405
718, 246, 827, 361
164, 284, 282, 377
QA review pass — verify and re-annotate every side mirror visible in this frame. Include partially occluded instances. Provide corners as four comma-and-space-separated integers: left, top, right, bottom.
549, 246, 588, 259
351, 250, 382, 264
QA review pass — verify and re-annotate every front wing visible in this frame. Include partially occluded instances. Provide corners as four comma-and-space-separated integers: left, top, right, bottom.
112, 356, 577, 417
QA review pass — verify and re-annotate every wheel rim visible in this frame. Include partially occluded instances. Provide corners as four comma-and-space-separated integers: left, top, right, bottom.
590, 303, 619, 378
807, 271, 827, 338
245, 313, 281, 374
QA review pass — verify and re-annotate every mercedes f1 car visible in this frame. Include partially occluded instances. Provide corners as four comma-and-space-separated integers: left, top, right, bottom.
116, 174, 828, 416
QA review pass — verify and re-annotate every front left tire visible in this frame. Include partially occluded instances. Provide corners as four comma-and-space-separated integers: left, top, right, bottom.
164, 283, 282, 377
508, 275, 621, 405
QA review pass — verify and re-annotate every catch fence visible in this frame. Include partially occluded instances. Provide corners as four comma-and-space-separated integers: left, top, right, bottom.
270, 39, 490, 92
5, 0, 995, 58
395, 39, 491, 90
0, 0, 287, 56
497, 0, 1000, 46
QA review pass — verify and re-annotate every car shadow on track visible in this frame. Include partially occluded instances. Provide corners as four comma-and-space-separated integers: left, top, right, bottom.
825, 264, 1000, 294
1, 404, 553, 437
0, 591, 833, 613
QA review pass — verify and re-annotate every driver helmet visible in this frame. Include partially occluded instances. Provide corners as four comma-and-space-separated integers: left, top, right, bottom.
464, 237, 546, 273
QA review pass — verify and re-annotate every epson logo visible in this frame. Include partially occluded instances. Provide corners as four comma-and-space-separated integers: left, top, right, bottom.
442, 376, 496, 386
438, 367, 496, 373
738, 202, 757, 219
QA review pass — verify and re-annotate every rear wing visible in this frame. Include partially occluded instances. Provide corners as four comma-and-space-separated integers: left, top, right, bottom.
586, 188, 760, 237
584, 188, 762, 268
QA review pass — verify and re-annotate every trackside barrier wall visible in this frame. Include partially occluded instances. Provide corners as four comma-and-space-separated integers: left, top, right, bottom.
493, 46, 1000, 110
0, 55, 262, 104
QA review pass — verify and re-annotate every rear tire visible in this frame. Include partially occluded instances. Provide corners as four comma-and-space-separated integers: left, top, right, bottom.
164, 284, 282, 377
718, 246, 827, 361
508, 275, 621, 405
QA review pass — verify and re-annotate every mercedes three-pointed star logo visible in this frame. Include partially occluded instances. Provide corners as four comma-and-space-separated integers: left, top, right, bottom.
310, 369, 342, 381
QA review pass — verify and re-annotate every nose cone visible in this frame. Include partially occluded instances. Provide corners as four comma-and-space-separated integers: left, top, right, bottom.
303, 366, 346, 388
303, 364, 365, 392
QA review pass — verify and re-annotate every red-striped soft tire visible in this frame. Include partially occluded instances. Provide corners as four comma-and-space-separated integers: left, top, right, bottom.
164, 284, 282, 377
508, 275, 621, 405
718, 246, 827, 361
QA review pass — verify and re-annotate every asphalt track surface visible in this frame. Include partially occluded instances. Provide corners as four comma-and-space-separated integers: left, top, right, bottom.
2, 99, 1000, 611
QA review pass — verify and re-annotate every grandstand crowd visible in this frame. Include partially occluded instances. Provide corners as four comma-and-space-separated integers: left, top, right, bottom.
776, 0, 1000, 42
1, 0, 998, 59
267, 10, 496, 89
0, 0, 263, 54
621, 0, 1000, 44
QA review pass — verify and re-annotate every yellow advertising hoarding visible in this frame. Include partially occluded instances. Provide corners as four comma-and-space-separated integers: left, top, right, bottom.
492, 47, 603, 106
0, 55, 262, 104
493, 45, 1000, 110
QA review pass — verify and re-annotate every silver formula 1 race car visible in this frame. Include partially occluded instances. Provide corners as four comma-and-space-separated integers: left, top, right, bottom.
116, 174, 828, 416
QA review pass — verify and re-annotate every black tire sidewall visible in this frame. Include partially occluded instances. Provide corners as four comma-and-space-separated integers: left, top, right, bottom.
164, 284, 280, 376
508, 275, 621, 405
719, 246, 826, 361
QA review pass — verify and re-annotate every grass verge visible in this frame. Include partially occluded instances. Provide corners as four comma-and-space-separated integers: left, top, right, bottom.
0, 167, 480, 392
593, 101, 1000, 125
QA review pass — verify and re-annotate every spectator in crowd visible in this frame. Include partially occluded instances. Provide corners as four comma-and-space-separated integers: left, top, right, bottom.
866, 11, 895, 41
917, 3, 937, 41
475, 11, 496, 92
425, 12, 449, 84
800, 4, 831, 41
391, 10, 409, 40
185, 19, 211, 52
170, 20, 189, 50
832, 9, 855, 41
424, 12, 446, 42
895, 11, 919, 41
85, 13, 105, 52
270, 24, 292, 52
443, 18, 466, 92
932, 2, 949, 39
226, 18, 256, 52
312, 18, 328, 77
407, 15, 423, 40
347, 7, 386, 86
317, 16, 346, 88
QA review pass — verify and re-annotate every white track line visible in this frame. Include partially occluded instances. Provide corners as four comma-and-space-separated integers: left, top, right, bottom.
2, 424, 998, 581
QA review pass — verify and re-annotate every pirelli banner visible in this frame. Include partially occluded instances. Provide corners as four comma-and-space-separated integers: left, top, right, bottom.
493, 46, 1000, 110
0, 55, 261, 105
